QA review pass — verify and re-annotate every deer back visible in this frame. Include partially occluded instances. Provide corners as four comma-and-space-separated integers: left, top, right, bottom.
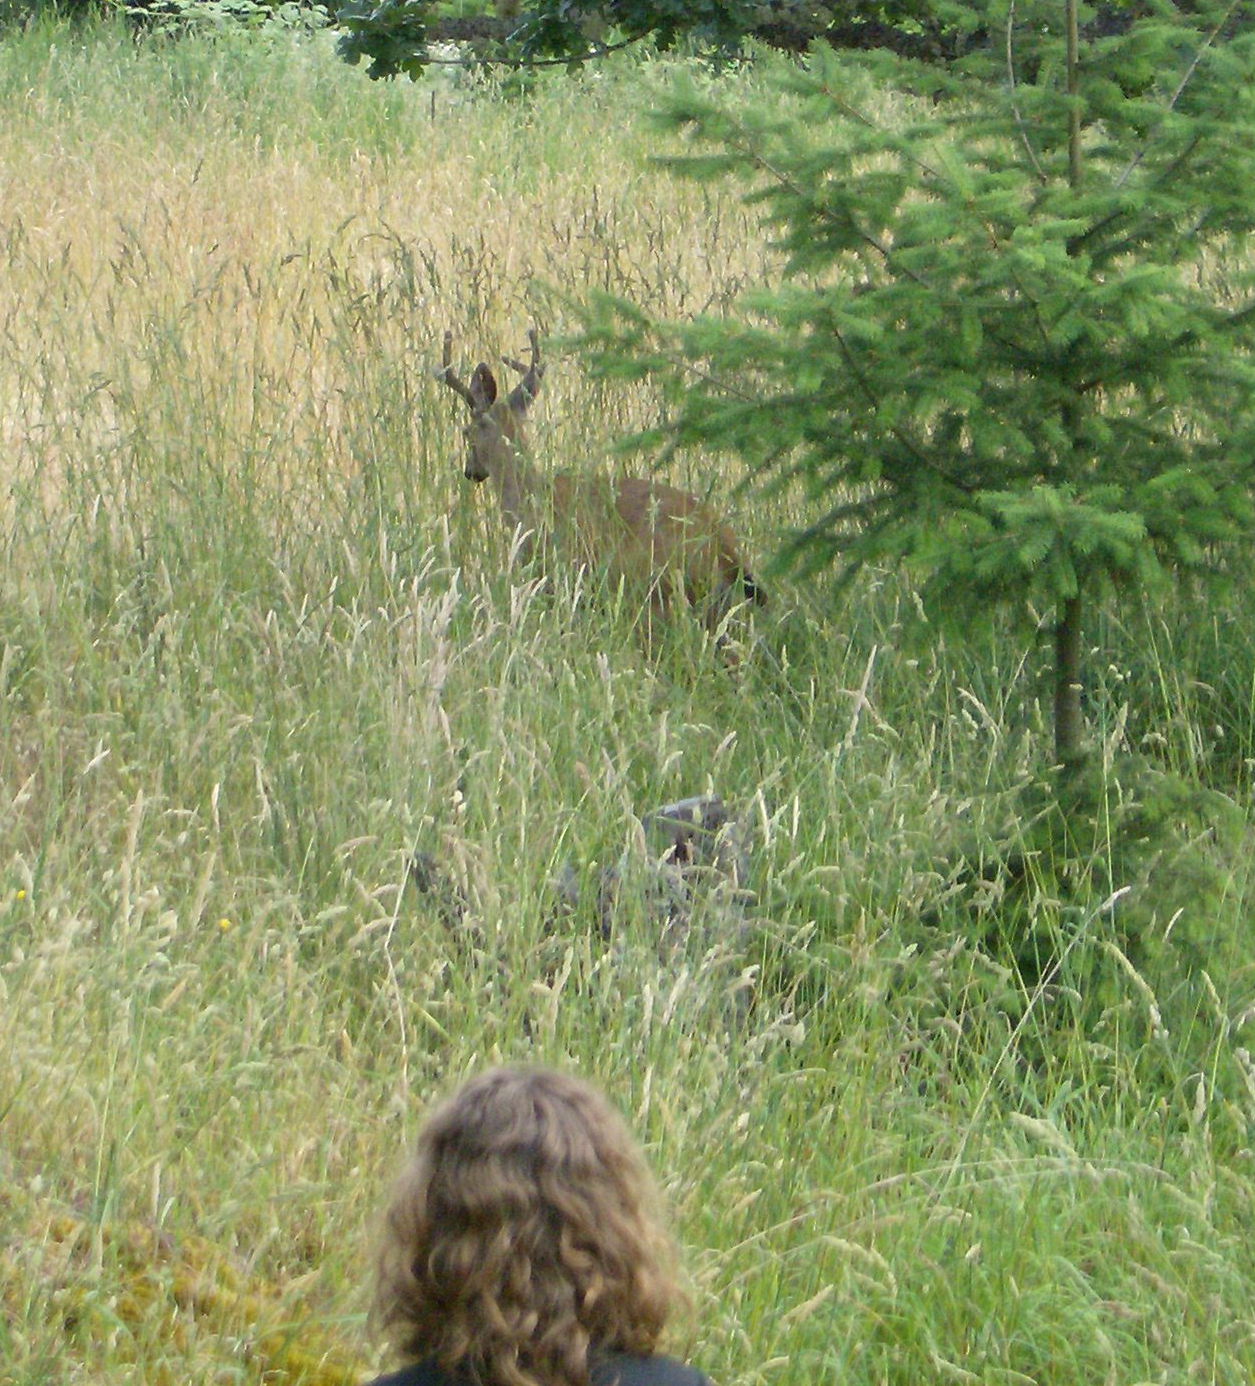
545, 473, 747, 607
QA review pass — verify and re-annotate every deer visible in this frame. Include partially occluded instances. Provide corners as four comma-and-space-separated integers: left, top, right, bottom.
439, 328, 765, 635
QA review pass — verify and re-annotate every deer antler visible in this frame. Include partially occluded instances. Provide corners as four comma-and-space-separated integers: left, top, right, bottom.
503, 327, 544, 408
501, 326, 541, 375
438, 330, 476, 408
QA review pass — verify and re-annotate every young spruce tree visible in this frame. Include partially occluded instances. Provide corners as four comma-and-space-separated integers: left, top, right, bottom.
580, 0, 1255, 769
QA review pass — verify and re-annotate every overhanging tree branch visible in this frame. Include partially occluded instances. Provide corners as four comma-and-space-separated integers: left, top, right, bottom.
334, 0, 1187, 81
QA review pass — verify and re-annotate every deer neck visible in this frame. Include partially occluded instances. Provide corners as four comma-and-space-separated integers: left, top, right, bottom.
490, 441, 546, 532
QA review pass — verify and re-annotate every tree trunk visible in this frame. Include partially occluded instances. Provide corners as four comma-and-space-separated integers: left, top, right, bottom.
1054, 595, 1084, 766
1055, 0, 1084, 768
1067, 0, 1082, 190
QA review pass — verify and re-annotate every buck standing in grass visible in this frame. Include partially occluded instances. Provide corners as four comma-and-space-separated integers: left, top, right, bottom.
367, 1066, 710, 1386
441, 330, 764, 635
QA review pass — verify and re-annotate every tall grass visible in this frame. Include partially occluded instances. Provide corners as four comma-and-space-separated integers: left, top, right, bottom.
2, 13, 1254, 1386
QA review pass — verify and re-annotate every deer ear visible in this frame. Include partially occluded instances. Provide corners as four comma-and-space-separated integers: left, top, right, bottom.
469, 363, 497, 410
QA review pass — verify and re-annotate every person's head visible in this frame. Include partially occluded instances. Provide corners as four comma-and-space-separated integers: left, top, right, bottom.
372, 1066, 683, 1386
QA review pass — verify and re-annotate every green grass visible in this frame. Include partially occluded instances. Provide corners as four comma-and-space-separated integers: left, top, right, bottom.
2, 13, 1255, 1386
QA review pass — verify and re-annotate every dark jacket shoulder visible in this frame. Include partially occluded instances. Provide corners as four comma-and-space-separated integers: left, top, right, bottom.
366, 1353, 709, 1386
367, 1360, 458, 1386
593, 1352, 710, 1386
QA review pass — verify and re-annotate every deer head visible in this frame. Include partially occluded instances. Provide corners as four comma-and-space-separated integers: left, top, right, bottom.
440, 328, 545, 484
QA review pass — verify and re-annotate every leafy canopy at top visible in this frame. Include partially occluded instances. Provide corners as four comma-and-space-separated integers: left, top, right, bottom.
333, 0, 985, 80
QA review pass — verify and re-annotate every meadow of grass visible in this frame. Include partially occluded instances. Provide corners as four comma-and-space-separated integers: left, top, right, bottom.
2, 12, 1255, 1385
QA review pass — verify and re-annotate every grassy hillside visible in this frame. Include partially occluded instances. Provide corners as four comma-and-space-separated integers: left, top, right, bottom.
2, 14, 1254, 1385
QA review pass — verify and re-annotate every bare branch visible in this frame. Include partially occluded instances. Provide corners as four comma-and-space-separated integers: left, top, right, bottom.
1007, 1, 1048, 185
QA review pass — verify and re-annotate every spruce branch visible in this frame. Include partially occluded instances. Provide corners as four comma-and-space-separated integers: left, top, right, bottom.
1114, 0, 1245, 190
814, 76, 1055, 352
1068, 136, 1203, 261
827, 321, 977, 494
787, 499, 906, 579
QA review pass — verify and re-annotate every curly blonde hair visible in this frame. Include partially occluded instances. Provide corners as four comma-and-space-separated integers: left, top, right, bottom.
372, 1067, 684, 1386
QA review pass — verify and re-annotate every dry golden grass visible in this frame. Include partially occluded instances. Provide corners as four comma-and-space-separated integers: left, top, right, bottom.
0, 28, 773, 533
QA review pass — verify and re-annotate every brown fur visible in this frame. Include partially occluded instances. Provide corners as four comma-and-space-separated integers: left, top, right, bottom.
443, 331, 765, 630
